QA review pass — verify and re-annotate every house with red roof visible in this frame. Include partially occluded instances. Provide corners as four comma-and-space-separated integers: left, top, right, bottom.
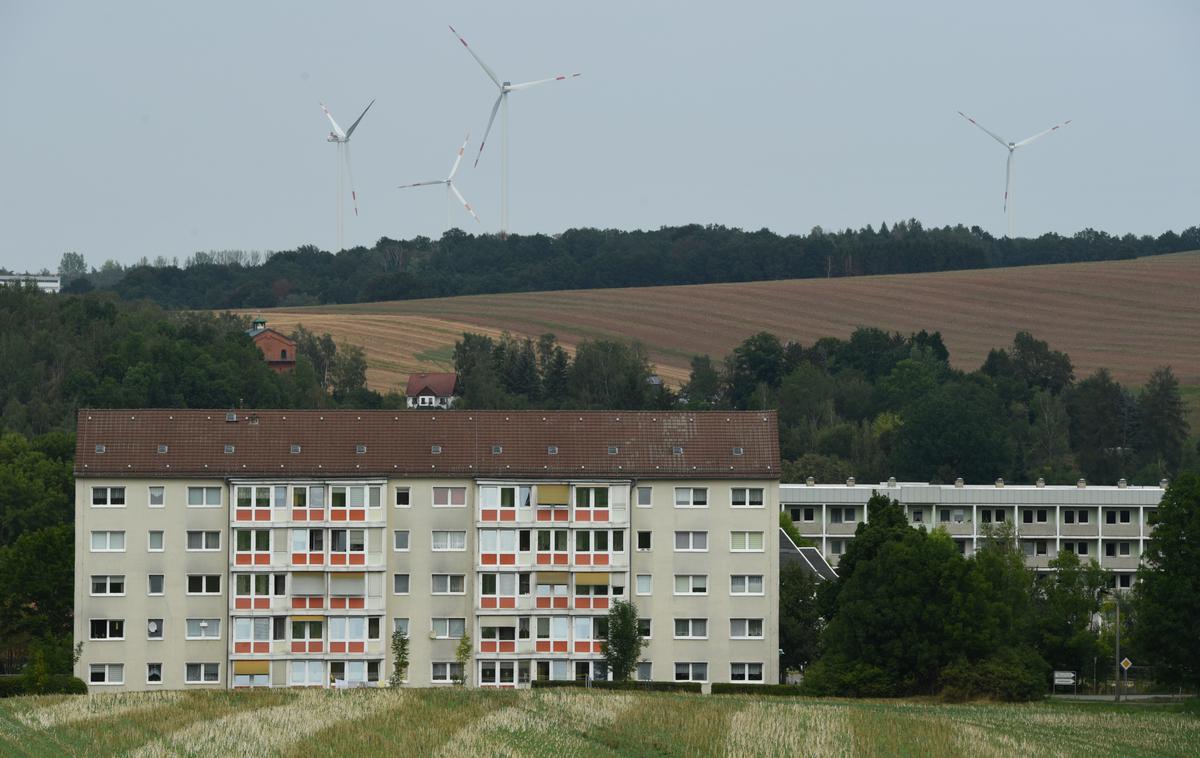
405, 372, 458, 409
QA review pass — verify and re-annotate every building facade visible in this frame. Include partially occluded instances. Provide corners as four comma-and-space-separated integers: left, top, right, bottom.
74, 409, 779, 691
245, 319, 297, 373
782, 479, 1165, 588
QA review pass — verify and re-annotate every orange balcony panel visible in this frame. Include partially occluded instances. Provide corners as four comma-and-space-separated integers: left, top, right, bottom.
291, 641, 306, 654
594, 510, 609, 521
593, 642, 603, 654
536, 554, 551, 565
310, 509, 325, 520
553, 597, 569, 609
309, 642, 324, 653
552, 641, 568, 653
481, 597, 498, 609
253, 642, 270, 654
330, 510, 347, 522
349, 642, 365, 654
594, 598, 610, 610
309, 597, 325, 609
499, 597, 516, 609
236, 510, 253, 521
536, 510, 552, 522
253, 510, 270, 522
576, 555, 592, 566
309, 554, 324, 566
499, 554, 516, 566
554, 510, 568, 522
330, 554, 347, 566
235, 554, 252, 566
253, 598, 270, 609
499, 510, 516, 522
483, 554, 499, 565
235, 598, 252, 609
499, 641, 516, 653
292, 509, 307, 521
574, 642, 591, 654
330, 642, 346, 654
292, 597, 307, 609
481, 641, 498, 653
536, 597, 551, 609
349, 553, 365, 566
254, 554, 271, 565
291, 553, 307, 565
575, 598, 592, 609
575, 511, 592, 522
594, 554, 610, 566
553, 555, 568, 565
330, 597, 347, 609
348, 597, 365, 609
536, 641, 551, 653
235, 642, 252, 653
349, 510, 366, 521
482, 509, 498, 521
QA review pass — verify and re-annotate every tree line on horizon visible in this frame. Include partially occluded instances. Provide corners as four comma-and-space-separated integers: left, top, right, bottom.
52, 220, 1200, 309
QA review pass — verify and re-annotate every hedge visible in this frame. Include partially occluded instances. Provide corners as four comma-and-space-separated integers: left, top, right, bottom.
531, 680, 702, 693
0, 674, 88, 697
711, 683, 805, 696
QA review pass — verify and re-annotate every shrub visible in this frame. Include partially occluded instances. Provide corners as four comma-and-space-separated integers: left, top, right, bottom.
530, 680, 702, 693
0, 674, 87, 697
712, 683, 805, 696
939, 649, 1047, 702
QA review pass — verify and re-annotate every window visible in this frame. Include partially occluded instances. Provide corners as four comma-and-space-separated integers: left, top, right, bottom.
913, 509, 924, 523
830, 539, 846, 556
1118, 573, 1132, 589
187, 531, 221, 551
89, 619, 124, 640
393, 530, 410, 551
730, 574, 764, 595
431, 574, 465, 594
90, 575, 125, 596
330, 528, 366, 557
433, 486, 466, 507
674, 662, 707, 682
292, 528, 324, 553
431, 662, 463, 683
731, 662, 764, 682
186, 618, 221, 639
638, 618, 652, 638
91, 486, 126, 507
187, 486, 221, 507
730, 618, 764, 639
1023, 510, 1034, 524
636, 531, 652, 551
235, 529, 269, 554
802, 507, 815, 522
393, 574, 410, 594
148, 530, 164, 551
186, 575, 221, 595
393, 618, 409, 637
329, 616, 368, 645
224, 444, 235, 455
185, 663, 220, 684
635, 574, 652, 595
89, 663, 123, 685
830, 507, 856, 524
1037, 510, 1048, 523
431, 618, 466, 639
290, 660, 324, 686
148, 574, 164, 595
90, 530, 125, 552
492, 445, 503, 455
637, 662, 653, 681
430, 444, 442, 454
636, 487, 652, 507
674, 487, 708, 508
146, 663, 163, 684
731, 488, 764, 508
394, 487, 410, 507
674, 574, 707, 595
432, 530, 467, 551
732, 446, 745, 456
1064, 510, 1075, 525
575, 486, 609, 511
674, 531, 708, 552
730, 531, 764, 552
547, 445, 558, 455
1078, 510, 1090, 524
1120, 510, 1131, 524
1119, 542, 1131, 556
148, 486, 165, 508
674, 618, 707, 639
147, 618, 164, 639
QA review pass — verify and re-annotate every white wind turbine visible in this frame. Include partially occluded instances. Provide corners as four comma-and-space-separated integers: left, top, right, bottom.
449, 25, 579, 236
397, 133, 480, 230
958, 111, 1071, 238
321, 99, 375, 252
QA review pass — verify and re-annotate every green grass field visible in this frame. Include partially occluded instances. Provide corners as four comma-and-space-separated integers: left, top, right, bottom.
0, 688, 1196, 757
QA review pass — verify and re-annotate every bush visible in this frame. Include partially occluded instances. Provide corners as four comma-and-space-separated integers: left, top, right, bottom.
800, 658, 894, 697
530, 680, 702, 693
939, 650, 1047, 702
712, 683, 805, 696
0, 674, 87, 697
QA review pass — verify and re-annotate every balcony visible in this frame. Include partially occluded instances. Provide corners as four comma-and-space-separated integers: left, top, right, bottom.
536, 507, 570, 523
233, 551, 273, 567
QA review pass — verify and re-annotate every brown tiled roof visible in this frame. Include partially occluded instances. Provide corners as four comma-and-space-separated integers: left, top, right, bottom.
404, 373, 458, 398
75, 409, 780, 480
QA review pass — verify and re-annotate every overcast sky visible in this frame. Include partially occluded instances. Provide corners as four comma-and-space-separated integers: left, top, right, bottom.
1, 0, 1197, 273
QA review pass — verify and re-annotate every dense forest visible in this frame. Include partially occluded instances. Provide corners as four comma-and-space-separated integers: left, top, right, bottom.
57, 221, 1200, 309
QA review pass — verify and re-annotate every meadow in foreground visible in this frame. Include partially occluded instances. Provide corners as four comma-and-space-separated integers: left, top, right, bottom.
0, 688, 1197, 757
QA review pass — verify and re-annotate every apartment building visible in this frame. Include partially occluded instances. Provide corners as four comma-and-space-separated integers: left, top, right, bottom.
782, 478, 1165, 587
74, 409, 779, 691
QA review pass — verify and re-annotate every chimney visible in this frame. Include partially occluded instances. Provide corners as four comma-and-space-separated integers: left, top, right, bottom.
805, 476, 815, 486
954, 477, 964, 488
845, 476, 856, 487
1117, 478, 1128, 489
887, 477, 897, 487
994, 477, 1004, 488
1077, 478, 1087, 488
1160, 479, 1169, 489
1036, 478, 1046, 488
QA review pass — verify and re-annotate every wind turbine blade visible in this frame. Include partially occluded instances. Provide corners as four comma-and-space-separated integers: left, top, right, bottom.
343, 143, 359, 217
1014, 119, 1072, 148
957, 111, 1009, 148
474, 93, 503, 168
345, 99, 375, 139
321, 102, 346, 139
1004, 151, 1013, 212
449, 182, 480, 223
397, 180, 446, 189
448, 25, 502, 88
507, 73, 581, 91
448, 133, 469, 180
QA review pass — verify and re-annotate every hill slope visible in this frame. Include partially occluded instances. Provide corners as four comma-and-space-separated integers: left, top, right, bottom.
242, 251, 1200, 391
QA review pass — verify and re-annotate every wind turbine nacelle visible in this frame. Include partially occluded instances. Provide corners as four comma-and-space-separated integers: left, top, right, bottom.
327, 133, 340, 143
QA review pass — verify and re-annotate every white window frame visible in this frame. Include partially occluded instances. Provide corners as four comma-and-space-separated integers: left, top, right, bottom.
730, 662, 764, 682
394, 486, 411, 508
186, 574, 221, 596
673, 574, 708, 596
431, 573, 466, 595
393, 574, 410, 595
185, 662, 220, 684
146, 662, 163, 685
674, 531, 709, 552
674, 487, 709, 508
88, 663, 124, 685
186, 530, 222, 552
90, 575, 126, 596
636, 661, 653, 681
185, 618, 221, 640
431, 662, 463, 683
431, 617, 466, 639
431, 530, 467, 552
730, 531, 765, 552
187, 486, 222, 508
674, 662, 708, 682
636, 531, 652, 551
393, 530, 410, 551
730, 618, 765, 639
148, 486, 165, 508
673, 618, 708, 639
730, 487, 765, 508
289, 660, 324, 687
635, 574, 652, 595
148, 574, 164, 596
90, 530, 126, 552
636, 486, 652, 508
88, 618, 125, 640
432, 486, 467, 508
393, 618, 409, 637
91, 486, 126, 508
147, 618, 164, 640
147, 530, 164, 552
730, 574, 765, 596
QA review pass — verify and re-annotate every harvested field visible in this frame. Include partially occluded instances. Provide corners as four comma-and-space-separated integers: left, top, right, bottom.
239, 252, 1200, 393
1, 688, 1197, 757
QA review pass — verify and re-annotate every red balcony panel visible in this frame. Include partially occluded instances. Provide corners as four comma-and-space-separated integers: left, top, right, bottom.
593, 642, 603, 654
481, 597, 497, 609
330, 642, 346, 654
236, 510, 253, 521
499, 510, 516, 522
349, 509, 366, 522
553, 597, 569, 609
594, 554, 610, 566
292, 509, 307, 521
331, 510, 347, 522
576, 555, 592, 566
594, 510, 609, 521
235, 554, 252, 566
536, 597, 551, 609
292, 597, 306, 609
349, 553, 365, 566
499, 554, 516, 566
554, 510, 568, 522
253, 598, 270, 610
348, 597, 365, 609
309, 554, 324, 566
291, 641, 306, 654
481, 641, 498, 653
235, 598, 252, 609
253, 642, 269, 654
482, 509, 498, 521
234, 642, 252, 653
575, 511, 592, 522
536, 554, 551, 565
348, 642, 365, 654
574, 642, 590, 654
330, 597, 347, 609
575, 598, 591, 609
537, 510, 552, 522
254, 554, 270, 565
594, 598, 610, 610
483, 554, 498, 565
499, 641, 516, 653
310, 509, 324, 521
552, 641, 568, 653
553, 555, 568, 565
291, 553, 307, 566
535, 641, 551, 653
255, 510, 271, 522
330, 554, 346, 566
499, 597, 516, 609
309, 642, 324, 653
309, 597, 324, 609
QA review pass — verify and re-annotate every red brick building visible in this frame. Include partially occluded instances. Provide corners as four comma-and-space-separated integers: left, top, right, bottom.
246, 319, 297, 373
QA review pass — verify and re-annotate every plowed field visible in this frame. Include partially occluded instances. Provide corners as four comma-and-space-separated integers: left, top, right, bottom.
239, 252, 1200, 394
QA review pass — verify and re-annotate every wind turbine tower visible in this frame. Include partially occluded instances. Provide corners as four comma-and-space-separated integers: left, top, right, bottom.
449, 25, 579, 237
397, 133, 481, 230
321, 99, 375, 252
958, 111, 1071, 238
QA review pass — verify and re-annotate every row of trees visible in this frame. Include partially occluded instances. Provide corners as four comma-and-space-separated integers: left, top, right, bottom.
780, 476, 1200, 697
60, 221, 1200, 309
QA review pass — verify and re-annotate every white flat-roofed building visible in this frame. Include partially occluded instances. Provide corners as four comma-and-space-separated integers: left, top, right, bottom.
0, 274, 60, 293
